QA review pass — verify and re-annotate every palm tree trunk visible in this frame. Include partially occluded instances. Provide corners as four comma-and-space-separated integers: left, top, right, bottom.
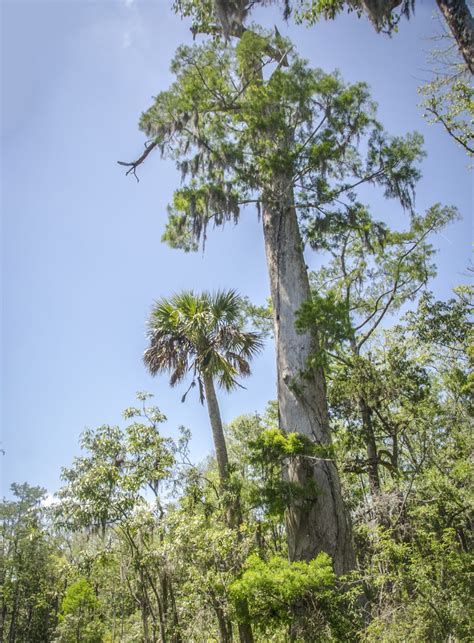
203, 373, 230, 484
262, 190, 355, 574
202, 373, 254, 643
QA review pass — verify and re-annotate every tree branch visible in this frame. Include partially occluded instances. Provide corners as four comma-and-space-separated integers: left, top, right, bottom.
118, 140, 160, 182
425, 105, 474, 154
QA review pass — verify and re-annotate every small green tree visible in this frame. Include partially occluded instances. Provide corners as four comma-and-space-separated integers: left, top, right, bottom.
58, 394, 177, 643
0, 484, 64, 643
332, 286, 473, 637
54, 578, 104, 643
297, 203, 457, 493
230, 552, 353, 641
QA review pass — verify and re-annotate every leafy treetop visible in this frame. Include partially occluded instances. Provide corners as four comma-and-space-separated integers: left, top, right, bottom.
133, 32, 424, 251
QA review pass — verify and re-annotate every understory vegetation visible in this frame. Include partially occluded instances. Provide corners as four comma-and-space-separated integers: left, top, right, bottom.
2, 276, 472, 642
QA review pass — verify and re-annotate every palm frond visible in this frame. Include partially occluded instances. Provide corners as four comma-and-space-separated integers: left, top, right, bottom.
144, 288, 264, 397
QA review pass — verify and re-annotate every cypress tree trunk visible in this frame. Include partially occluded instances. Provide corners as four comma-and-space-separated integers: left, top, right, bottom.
436, 0, 474, 73
262, 190, 355, 574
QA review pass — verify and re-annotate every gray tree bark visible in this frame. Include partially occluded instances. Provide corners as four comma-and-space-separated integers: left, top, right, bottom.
436, 0, 474, 74
262, 191, 355, 574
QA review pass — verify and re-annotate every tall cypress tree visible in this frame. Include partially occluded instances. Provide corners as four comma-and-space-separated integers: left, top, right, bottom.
121, 30, 424, 573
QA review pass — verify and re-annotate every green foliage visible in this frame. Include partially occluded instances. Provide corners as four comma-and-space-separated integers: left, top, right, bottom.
409, 287, 473, 352
60, 578, 99, 619
0, 484, 66, 643
294, 0, 347, 23
55, 578, 105, 643
58, 395, 174, 531
230, 552, 354, 641
172, 0, 219, 37
49, 278, 473, 641
331, 285, 473, 639
309, 204, 457, 343
236, 30, 270, 73
249, 427, 316, 459
363, 527, 473, 641
144, 289, 262, 394
243, 427, 333, 517
173, 1, 472, 157
161, 212, 199, 252
418, 25, 473, 157
292, 0, 415, 33
420, 73, 473, 156
296, 291, 352, 365
173, 0, 415, 36
138, 35, 425, 253
56, 395, 185, 642
161, 504, 256, 638
240, 296, 273, 336
231, 551, 335, 613
8, 290, 473, 641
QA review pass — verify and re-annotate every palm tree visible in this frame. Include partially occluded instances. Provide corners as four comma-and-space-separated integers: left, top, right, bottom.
144, 289, 263, 485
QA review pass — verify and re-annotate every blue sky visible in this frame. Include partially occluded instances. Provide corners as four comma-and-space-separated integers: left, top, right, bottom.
1, 0, 472, 495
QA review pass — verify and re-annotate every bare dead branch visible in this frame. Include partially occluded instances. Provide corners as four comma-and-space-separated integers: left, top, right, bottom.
117, 140, 160, 182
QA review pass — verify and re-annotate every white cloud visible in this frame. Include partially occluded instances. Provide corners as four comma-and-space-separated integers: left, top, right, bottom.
122, 32, 132, 49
